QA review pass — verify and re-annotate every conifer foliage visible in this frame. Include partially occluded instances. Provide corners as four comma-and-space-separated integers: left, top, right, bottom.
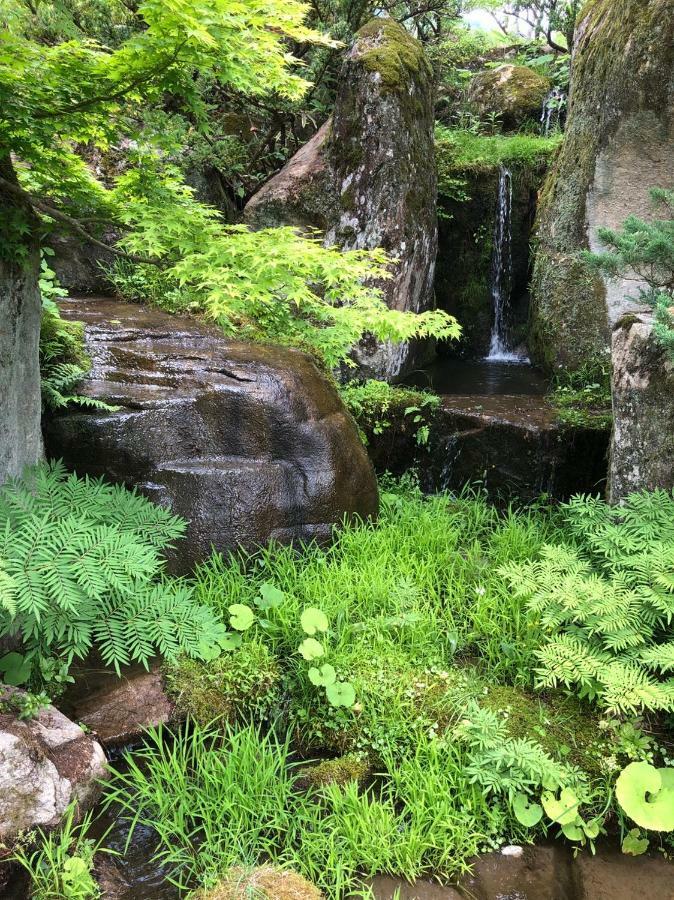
0, 462, 222, 680
502, 490, 674, 715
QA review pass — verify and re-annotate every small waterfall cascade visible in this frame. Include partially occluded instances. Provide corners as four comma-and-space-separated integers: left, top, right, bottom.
540, 87, 566, 136
486, 166, 526, 362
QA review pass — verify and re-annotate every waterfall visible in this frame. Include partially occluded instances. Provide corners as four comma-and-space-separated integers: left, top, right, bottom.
486, 166, 524, 362
540, 87, 566, 136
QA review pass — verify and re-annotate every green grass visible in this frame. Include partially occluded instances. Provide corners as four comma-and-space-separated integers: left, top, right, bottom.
435, 125, 561, 194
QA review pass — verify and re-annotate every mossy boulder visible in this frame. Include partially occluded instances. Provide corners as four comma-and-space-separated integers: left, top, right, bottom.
529, 0, 674, 375
296, 754, 371, 792
163, 640, 281, 726
245, 18, 437, 379
468, 65, 550, 131
197, 867, 322, 900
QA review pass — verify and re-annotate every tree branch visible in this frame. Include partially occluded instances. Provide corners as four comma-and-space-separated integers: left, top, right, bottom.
0, 175, 161, 266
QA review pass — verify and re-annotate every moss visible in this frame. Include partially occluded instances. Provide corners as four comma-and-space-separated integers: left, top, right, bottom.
436, 127, 560, 185
355, 18, 431, 93
297, 754, 371, 791
197, 867, 322, 900
481, 684, 612, 780
163, 640, 281, 726
468, 65, 551, 128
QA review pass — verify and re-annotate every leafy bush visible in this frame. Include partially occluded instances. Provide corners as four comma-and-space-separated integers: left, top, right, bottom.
0, 462, 223, 685
502, 489, 674, 714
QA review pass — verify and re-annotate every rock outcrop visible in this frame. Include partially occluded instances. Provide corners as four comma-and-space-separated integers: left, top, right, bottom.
0, 158, 43, 484
468, 65, 550, 131
45, 297, 379, 571
0, 687, 107, 845
529, 0, 674, 374
609, 312, 674, 501
244, 18, 437, 379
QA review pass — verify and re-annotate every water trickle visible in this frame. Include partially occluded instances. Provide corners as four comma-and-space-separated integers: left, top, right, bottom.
486, 166, 526, 363
540, 87, 566, 136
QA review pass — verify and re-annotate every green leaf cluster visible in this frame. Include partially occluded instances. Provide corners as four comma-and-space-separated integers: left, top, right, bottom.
502, 489, 674, 714
0, 461, 223, 681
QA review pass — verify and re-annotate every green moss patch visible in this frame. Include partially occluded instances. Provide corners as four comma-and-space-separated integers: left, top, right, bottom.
356, 18, 431, 93
163, 640, 281, 726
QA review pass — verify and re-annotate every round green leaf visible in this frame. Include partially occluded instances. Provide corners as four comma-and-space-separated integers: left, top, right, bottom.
326, 680, 356, 708
541, 788, 581, 826
622, 828, 649, 856
228, 604, 255, 631
219, 632, 243, 650
561, 821, 584, 842
299, 638, 324, 660
615, 762, 674, 831
512, 792, 543, 827
308, 664, 337, 687
0, 652, 32, 686
300, 607, 329, 635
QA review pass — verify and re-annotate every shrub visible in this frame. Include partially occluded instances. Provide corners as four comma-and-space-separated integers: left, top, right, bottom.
0, 461, 223, 687
339, 379, 439, 447
502, 489, 674, 714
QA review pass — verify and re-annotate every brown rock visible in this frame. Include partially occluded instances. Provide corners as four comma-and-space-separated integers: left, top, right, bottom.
61, 661, 175, 749
44, 297, 378, 572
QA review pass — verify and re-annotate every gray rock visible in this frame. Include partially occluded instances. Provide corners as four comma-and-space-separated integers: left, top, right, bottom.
46, 232, 116, 295
529, 0, 674, 374
44, 297, 378, 572
245, 18, 437, 379
0, 157, 43, 484
0, 687, 107, 845
609, 311, 674, 501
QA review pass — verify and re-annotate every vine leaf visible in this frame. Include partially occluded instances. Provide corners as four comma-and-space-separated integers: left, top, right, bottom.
622, 828, 649, 856
300, 607, 329, 635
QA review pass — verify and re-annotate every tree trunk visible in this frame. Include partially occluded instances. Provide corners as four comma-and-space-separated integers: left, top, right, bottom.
0, 154, 43, 483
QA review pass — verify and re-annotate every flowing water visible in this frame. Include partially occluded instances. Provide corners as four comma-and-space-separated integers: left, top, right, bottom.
404, 358, 547, 396
540, 88, 566, 137
485, 167, 527, 364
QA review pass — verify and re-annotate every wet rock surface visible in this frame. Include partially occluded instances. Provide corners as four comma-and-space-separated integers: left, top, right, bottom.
609, 311, 674, 500
61, 661, 175, 749
0, 687, 107, 847
366, 392, 609, 503
44, 297, 378, 572
245, 18, 437, 379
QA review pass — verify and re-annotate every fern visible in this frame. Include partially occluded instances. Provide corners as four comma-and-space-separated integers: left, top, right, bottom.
0, 462, 224, 682
501, 490, 674, 715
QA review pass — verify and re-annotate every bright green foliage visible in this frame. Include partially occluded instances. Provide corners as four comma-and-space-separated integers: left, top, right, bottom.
584, 188, 674, 358
11, 804, 103, 899
0, 461, 223, 680
1, 0, 457, 368
339, 379, 440, 446
105, 724, 300, 889
615, 762, 674, 832
502, 489, 674, 714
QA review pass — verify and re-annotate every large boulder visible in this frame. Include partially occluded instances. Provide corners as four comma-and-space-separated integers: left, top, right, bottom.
468, 65, 551, 131
44, 297, 378, 571
0, 157, 43, 484
609, 311, 674, 501
0, 687, 106, 846
529, 0, 674, 375
244, 18, 437, 379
